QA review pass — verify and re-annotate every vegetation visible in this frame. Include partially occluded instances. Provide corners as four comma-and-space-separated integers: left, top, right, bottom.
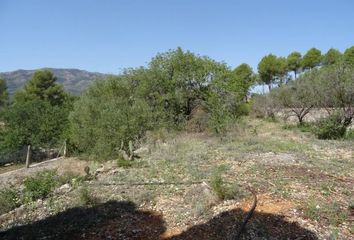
0, 188, 21, 215
0, 70, 73, 159
23, 170, 59, 202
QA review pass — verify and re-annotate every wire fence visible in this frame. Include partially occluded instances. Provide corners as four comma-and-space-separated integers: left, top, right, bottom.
0, 146, 27, 165
0, 141, 66, 166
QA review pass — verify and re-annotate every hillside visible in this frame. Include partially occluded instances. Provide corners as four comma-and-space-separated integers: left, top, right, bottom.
0, 68, 107, 96
0, 117, 353, 239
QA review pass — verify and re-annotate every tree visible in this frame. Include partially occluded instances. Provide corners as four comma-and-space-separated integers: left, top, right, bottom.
0, 70, 73, 154
275, 57, 289, 86
313, 63, 354, 127
257, 54, 279, 91
69, 76, 153, 160
287, 51, 302, 79
15, 70, 67, 106
323, 48, 342, 66
272, 71, 317, 124
0, 79, 9, 109
0, 99, 71, 151
302, 48, 322, 70
343, 46, 354, 66
232, 63, 255, 100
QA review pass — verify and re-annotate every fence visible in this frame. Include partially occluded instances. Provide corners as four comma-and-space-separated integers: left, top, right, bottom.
0, 141, 67, 167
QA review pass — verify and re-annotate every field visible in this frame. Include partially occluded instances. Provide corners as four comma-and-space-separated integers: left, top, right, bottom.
0, 117, 353, 239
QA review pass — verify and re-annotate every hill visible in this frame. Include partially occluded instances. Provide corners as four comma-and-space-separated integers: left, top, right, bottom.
0, 68, 107, 96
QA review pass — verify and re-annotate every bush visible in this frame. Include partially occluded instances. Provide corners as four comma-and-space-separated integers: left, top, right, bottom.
345, 129, 354, 140
78, 185, 96, 206
69, 77, 153, 160
209, 167, 240, 200
24, 170, 58, 202
315, 114, 347, 140
0, 188, 21, 215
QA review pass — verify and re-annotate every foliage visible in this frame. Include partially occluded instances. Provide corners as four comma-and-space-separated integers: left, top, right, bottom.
302, 48, 322, 70
0, 188, 21, 215
314, 113, 347, 140
209, 167, 239, 200
78, 185, 96, 206
232, 63, 256, 98
323, 48, 342, 66
343, 45, 354, 66
69, 48, 252, 157
69, 76, 153, 160
24, 170, 58, 202
251, 93, 279, 119
313, 63, 354, 126
0, 70, 73, 157
0, 98, 72, 152
0, 79, 9, 110
272, 70, 317, 124
257, 54, 279, 90
287, 51, 302, 79
14, 70, 67, 106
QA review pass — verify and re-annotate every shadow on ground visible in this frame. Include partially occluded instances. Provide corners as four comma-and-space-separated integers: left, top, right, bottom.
0, 200, 318, 240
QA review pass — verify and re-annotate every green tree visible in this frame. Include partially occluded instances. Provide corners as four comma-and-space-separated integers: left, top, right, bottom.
0, 99, 71, 151
69, 76, 152, 160
15, 70, 67, 106
0, 79, 9, 110
343, 46, 354, 66
287, 51, 302, 79
232, 63, 255, 100
302, 48, 322, 70
272, 71, 317, 124
275, 57, 289, 86
138, 47, 228, 126
257, 54, 279, 91
0, 70, 73, 155
322, 48, 342, 66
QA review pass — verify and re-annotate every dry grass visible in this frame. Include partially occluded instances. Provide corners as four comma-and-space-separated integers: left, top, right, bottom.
1, 117, 353, 239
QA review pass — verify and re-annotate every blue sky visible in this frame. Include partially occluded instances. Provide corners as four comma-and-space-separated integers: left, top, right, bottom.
0, 0, 353, 74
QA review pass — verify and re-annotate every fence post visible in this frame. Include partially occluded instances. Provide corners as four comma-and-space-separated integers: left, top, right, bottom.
63, 140, 67, 157
25, 145, 31, 168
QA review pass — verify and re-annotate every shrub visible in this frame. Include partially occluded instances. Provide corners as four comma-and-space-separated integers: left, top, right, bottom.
69, 77, 153, 160
78, 185, 96, 206
209, 167, 240, 200
116, 158, 134, 168
24, 170, 58, 202
315, 114, 347, 139
0, 188, 21, 215
345, 129, 354, 140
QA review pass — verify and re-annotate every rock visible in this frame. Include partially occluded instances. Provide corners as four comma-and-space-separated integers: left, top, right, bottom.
55, 183, 72, 194
95, 165, 105, 175
134, 147, 149, 155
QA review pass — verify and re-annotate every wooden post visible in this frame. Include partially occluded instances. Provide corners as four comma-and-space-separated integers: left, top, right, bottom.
63, 140, 67, 157
25, 145, 31, 168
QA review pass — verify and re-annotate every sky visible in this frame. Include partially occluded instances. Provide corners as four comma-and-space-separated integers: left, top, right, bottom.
0, 0, 354, 74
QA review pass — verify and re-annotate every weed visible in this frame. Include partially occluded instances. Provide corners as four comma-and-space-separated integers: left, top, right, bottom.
0, 188, 22, 215
209, 166, 240, 200
344, 129, 354, 140
24, 170, 58, 202
78, 185, 96, 206
303, 199, 321, 221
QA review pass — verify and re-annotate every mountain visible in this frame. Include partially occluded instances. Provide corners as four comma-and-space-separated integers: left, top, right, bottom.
0, 68, 108, 96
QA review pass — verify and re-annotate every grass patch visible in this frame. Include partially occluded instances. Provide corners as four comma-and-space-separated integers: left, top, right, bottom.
303, 199, 348, 226
24, 170, 58, 202
78, 185, 97, 206
209, 166, 242, 200
0, 188, 22, 215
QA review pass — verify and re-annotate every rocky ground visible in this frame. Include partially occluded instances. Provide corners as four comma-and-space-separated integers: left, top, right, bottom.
0, 117, 353, 239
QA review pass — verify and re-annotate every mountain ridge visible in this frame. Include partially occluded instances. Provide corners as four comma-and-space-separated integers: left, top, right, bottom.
0, 68, 109, 96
